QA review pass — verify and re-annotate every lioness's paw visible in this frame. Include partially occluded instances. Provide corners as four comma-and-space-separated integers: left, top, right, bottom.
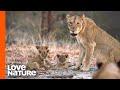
72, 66, 80, 71
80, 65, 90, 71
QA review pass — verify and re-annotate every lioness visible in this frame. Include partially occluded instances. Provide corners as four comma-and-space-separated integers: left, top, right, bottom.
66, 14, 120, 71
92, 61, 120, 79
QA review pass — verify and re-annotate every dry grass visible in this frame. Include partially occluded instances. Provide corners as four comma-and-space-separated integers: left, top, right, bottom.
6, 42, 97, 71
6, 15, 96, 72
6, 42, 80, 66
6, 27, 96, 79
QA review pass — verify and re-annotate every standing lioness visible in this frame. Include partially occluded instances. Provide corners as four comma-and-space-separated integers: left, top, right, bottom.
66, 14, 120, 71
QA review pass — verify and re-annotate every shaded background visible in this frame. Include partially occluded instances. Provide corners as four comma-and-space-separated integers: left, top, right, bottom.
6, 11, 120, 45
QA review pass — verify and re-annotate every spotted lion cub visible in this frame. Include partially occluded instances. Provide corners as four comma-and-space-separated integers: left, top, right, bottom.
92, 61, 120, 79
56, 54, 69, 69
46, 54, 69, 70
36, 45, 49, 59
26, 45, 50, 70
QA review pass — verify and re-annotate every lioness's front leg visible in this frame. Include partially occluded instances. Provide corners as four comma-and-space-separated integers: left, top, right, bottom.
73, 43, 85, 70
79, 43, 85, 68
81, 42, 96, 71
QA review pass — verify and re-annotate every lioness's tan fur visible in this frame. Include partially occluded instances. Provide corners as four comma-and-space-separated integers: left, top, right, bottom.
93, 62, 120, 79
66, 14, 120, 71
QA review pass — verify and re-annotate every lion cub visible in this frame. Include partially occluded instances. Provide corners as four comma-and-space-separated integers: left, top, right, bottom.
92, 61, 120, 79
46, 54, 69, 70
26, 45, 50, 70
56, 54, 69, 69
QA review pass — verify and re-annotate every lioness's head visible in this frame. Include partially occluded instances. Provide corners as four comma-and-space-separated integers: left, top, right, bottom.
66, 14, 86, 37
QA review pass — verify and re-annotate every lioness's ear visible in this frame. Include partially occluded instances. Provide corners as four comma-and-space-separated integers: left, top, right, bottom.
97, 62, 103, 69
82, 14, 85, 18
117, 61, 120, 68
66, 14, 70, 19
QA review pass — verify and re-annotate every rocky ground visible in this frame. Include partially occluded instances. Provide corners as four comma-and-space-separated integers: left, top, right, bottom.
6, 43, 97, 79
6, 69, 97, 79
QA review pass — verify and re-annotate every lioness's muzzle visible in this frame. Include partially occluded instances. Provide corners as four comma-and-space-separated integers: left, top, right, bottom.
70, 33, 77, 36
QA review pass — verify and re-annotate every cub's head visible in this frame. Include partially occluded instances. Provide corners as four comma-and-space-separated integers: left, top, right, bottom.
93, 61, 120, 79
66, 14, 86, 37
36, 45, 49, 59
36, 45, 48, 51
57, 54, 69, 65
40, 50, 49, 59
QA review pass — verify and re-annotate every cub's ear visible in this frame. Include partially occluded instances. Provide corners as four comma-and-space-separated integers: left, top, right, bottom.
117, 61, 120, 68
39, 50, 41, 54
47, 50, 49, 53
66, 14, 70, 19
97, 62, 103, 69
57, 54, 60, 58
44, 46, 48, 50
36, 46, 40, 49
65, 54, 68, 58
